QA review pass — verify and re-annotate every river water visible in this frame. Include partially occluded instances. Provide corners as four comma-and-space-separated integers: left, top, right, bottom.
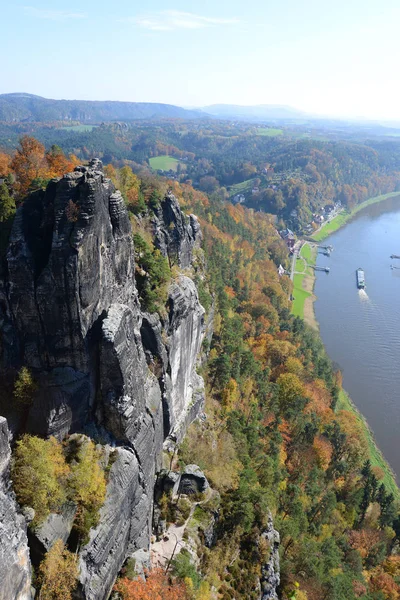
314, 196, 400, 478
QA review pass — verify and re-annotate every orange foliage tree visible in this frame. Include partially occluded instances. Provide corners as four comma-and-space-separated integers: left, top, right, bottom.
45, 144, 79, 178
11, 136, 47, 197
114, 569, 189, 600
369, 567, 400, 600
0, 152, 11, 177
38, 539, 78, 600
11, 137, 78, 199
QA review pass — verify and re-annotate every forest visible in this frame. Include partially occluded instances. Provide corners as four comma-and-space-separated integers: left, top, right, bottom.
1, 138, 400, 600
1, 118, 400, 232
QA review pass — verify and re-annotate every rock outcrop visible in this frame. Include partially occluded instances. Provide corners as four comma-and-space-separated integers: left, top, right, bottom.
0, 160, 206, 600
152, 192, 202, 269
79, 448, 148, 600
174, 464, 210, 496
259, 515, 280, 600
0, 417, 32, 600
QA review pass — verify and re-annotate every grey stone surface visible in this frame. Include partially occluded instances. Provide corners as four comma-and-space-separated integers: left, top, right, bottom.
32, 502, 77, 558
3, 159, 137, 438
165, 276, 205, 438
0, 416, 10, 481
0, 162, 209, 600
79, 448, 149, 600
259, 514, 280, 600
153, 192, 202, 269
129, 548, 151, 579
0, 417, 32, 600
174, 464, 210, 496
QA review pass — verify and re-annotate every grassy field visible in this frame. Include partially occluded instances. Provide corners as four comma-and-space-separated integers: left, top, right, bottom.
337, 390, 400, 501
149, 155, 180, 172
300, 243, 313, 262
229, 178, 257, 196
256, 127, 284, 137
59, 125, 97, 132
291, 273, 310, 319
312, 191, 400, 242
291, 243, 317, 322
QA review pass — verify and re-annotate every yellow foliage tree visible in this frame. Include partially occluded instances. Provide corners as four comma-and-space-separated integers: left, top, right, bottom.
13, 366, 36, 406
67, 437, 107, 541
277, 373, 305, 413
38, 539, 78, 600
12, 435, 70, 524
313, 436, 333, 471
221, 378, 240, 411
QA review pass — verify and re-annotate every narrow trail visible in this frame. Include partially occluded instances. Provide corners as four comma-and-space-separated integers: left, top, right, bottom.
150, 504, 196, 569
150, 491, 211, 569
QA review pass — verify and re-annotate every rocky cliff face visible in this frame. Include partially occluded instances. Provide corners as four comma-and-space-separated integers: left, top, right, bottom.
259, 515, 280, 600
0, 417, 32, 600
0, 160, 206, 599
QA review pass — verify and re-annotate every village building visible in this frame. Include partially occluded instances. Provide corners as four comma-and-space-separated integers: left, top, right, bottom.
279, 228, 296, 249
233, 194, 246, 204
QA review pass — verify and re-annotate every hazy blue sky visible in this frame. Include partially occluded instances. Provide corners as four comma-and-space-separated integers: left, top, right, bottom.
2, 1, 400, 119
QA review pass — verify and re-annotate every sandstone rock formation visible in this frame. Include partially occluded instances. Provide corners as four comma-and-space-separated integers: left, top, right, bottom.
0, 160, 206, 599
174, 464, 210, 496
0, 417, 32, 600
259, 515, 280, 600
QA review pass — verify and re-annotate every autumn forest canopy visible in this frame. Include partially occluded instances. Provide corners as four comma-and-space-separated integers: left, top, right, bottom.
2, 125, 400, 600
2, 117, 400, 232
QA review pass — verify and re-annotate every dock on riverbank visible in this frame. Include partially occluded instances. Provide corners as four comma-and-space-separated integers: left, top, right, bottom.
293, 190, 400, 328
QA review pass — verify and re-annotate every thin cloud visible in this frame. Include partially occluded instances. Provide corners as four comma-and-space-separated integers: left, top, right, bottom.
23, 6, 87, 20
131, 10, 239, 32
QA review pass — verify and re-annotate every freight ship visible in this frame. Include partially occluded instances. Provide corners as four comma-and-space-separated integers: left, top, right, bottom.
356, 267, 366, 289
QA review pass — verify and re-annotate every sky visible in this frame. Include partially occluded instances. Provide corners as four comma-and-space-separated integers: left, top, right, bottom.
2, 0, 400, 120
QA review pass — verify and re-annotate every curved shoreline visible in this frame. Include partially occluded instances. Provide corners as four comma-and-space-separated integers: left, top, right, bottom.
296, 202, 400, 500
337, 389, 399, 500
302, 189, 400, 331
311, 190, 400, 242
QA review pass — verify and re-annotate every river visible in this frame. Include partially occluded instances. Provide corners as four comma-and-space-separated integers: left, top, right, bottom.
314, 195, 400, 478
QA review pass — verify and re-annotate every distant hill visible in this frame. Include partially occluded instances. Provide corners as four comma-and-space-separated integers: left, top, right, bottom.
0, 93, 206, 123
200, 103, 307, 121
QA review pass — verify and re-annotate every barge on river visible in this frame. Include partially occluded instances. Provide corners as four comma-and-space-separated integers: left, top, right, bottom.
356, 268, 366, 289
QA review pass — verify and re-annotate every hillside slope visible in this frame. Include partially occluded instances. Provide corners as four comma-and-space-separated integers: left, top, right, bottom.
0, 93, 205, 122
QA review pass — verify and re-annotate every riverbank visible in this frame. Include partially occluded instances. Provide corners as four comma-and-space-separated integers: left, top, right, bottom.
292, 262, 400, 502
296, 203, 400, 501
296, 189, 400, 325
291, 242, 318, 329
311, 191, 400, 242
337, 390, 400, 501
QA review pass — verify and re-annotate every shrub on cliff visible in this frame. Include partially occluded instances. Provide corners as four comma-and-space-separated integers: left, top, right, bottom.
114, 568, 189, 600
66, 436, 107, 544
38, 539, 78, 600
13, 366, 36, 407
0, 181, 15, 222
133, 232, 171, 312
11, 434, 107, 534
11, 435, 70, 524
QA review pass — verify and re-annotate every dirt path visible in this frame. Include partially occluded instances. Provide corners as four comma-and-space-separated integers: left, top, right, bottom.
150, 490, 213, 569
150, 504, 196, 569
